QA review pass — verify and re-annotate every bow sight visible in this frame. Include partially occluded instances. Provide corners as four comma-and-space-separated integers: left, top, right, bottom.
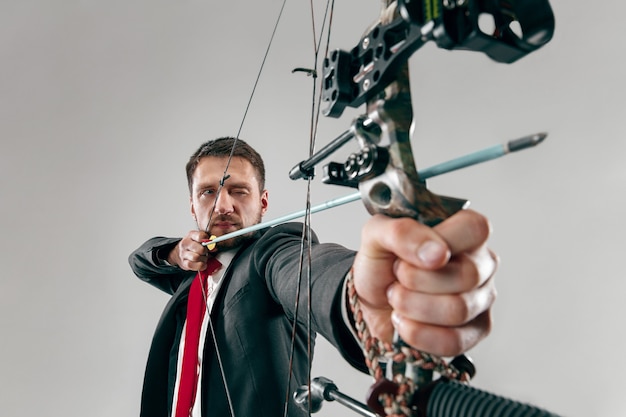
322, 0, 555, 117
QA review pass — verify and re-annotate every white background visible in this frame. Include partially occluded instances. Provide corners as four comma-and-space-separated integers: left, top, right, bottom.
1, 1, 624, 416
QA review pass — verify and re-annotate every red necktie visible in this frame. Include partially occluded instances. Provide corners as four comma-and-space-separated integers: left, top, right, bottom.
174, 258, 222, 417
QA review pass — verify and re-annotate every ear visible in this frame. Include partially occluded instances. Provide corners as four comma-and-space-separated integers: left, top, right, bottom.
190, 195, 196, 220
260, 189, 269, 216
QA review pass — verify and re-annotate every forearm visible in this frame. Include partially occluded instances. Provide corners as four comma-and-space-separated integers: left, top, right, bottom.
128, 236, 189, 295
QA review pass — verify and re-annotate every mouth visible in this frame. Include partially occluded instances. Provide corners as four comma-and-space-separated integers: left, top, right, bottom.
210, 220, 240, 234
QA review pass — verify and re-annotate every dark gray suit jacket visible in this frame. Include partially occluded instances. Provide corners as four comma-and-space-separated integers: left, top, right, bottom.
129, 223, 366, 417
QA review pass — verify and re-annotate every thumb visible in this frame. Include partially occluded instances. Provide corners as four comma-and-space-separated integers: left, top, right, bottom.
352, 215, 450, 307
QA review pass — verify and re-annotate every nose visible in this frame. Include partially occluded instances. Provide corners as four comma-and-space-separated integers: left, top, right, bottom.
214, 189, 234, 215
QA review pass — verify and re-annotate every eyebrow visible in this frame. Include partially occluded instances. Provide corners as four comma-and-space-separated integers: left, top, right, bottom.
194, 179, 255, 191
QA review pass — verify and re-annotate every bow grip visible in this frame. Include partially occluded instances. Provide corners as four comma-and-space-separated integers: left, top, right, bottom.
412, 379, 561, 417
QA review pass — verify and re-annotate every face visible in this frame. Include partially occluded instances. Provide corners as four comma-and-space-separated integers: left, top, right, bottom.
190, 156, 268, 250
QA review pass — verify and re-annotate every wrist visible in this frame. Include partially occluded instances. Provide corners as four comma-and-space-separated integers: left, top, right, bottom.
155, 243, 178, 267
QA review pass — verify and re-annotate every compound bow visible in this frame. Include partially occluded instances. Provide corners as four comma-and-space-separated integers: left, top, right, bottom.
289, 1, 557, 416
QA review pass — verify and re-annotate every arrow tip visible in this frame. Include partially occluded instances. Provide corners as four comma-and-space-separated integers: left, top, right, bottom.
507, 132, 548, 152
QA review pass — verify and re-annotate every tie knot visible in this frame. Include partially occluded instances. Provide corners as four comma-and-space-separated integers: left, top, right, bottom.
205, 257, 222, 275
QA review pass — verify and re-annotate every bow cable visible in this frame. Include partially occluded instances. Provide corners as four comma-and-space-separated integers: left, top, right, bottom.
192, 1, 339, 416
195, 1, 290, 416
204, 0, 289, 235
283, 1, 337, 416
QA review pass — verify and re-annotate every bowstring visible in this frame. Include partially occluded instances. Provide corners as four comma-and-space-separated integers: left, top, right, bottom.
283, 1, 336, 416
204, 0, 289, 236
197, 1, 290, 416
195, 0, 337, 415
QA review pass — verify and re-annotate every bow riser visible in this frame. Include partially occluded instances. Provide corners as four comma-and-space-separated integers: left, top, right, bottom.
312, 1, 555, 415
358, 64, 468, 224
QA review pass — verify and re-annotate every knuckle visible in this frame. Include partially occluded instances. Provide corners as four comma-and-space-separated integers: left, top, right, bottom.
481, 311, 493, 336
386, 216, 421, 237
466, 210, 491, 241
446, 295, 471, 325
460, 255, 482, 289
387, 285, 410, 314
486, 282, 498, 306
402, 327, 465, 357
440, 335, 465, 357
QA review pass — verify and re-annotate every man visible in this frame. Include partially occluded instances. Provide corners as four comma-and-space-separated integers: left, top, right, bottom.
129, 137, 497, 417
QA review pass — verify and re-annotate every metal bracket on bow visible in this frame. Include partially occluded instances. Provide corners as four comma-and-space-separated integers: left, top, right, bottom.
294, 377, 379, 417
295, 0, 555, 223
321, 0, 555, 118
287, 0, 555, 415
325, 76, 469, 225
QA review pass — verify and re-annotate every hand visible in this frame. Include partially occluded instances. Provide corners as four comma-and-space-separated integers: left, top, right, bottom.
168, 230, 213, 271
351, 210, 498, 358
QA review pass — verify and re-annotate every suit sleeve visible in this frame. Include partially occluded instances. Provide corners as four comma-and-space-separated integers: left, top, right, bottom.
252, 223, 367, 373
128, 236, 192, 295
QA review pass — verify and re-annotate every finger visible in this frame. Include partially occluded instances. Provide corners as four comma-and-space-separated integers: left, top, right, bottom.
352, 215, 452, 310
190, 229, 211, 240
197, 231, 212, 244
179, 246, 208, 271
387, 276, 497, 327
181, 261, 208, 272
358, 215, 451, 270
184, 236, 210, 256
185, 250, 207, 263
392, 310, 493, 357
433, 209, 492, 256
393, 245, 498, 294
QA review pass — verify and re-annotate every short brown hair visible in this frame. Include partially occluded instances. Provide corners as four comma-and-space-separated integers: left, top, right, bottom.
185, 137, 266, 194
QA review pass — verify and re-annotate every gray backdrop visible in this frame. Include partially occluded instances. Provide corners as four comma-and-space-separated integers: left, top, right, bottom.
1, 1, 624, 416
